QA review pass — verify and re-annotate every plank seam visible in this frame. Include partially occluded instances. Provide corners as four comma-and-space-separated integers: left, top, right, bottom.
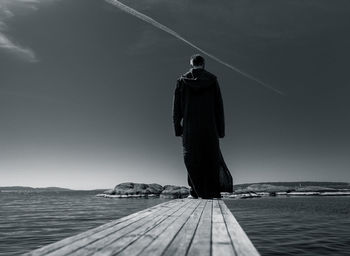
160, 200, 206, 256
137, 200, 202, 256
59, 201, 181, 256
184, 200, 208, 256
159, 200, 203, 256
25, 200, 177, 255
71, 200, 193, 256
105, 200, 195, 255
219, 200, 238, 256
115, 201, 200, 256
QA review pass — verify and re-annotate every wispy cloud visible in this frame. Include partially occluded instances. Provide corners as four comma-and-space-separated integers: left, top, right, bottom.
0, 32, 37, 62
0, 0, 54, 62
106, 0, 285, 96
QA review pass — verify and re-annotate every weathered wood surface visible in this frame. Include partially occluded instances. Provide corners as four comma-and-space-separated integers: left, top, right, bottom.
24, 199, 260, 256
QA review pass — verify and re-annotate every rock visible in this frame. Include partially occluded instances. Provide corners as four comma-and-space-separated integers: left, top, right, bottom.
160, 185, 189, 199
287, 191, 321, 196
96, 182, 191, 199
146, 183, 164, 194
113, 182, 163, 196
221, 193, 237, 199
103, 189, 115, 195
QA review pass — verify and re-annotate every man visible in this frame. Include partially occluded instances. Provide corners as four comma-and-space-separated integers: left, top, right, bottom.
172, 54, 233, 199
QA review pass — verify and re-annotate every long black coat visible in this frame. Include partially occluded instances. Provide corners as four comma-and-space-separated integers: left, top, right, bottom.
172, 68, 233, 197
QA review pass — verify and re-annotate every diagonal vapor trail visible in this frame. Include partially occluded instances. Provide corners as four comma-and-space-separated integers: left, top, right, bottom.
106, 0, 285, 96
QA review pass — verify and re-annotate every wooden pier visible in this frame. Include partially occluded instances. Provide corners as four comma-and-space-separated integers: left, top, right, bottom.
24, 199, 260, 256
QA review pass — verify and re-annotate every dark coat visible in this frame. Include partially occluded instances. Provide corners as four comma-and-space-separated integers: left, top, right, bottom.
172, 68, 233, 197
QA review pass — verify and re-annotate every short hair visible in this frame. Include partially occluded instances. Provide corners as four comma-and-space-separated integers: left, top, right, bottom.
190, 54, 205, 67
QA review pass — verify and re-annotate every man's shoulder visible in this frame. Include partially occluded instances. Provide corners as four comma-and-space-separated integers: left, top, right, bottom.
177, 71, 191, 80
202, 70, 217, 80
177, 69, 217, 80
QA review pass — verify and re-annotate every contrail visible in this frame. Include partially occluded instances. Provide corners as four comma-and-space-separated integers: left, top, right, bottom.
106, 0, 285, 96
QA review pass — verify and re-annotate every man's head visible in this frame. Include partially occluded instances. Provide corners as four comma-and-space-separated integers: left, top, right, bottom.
190, 54, 205, 69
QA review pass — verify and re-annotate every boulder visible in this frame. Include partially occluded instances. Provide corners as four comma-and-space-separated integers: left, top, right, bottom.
113, 182, 163, 196
160, 185, 190, 199
103, 189, 115, 195
146, 183, 164, 194
97, 183, 191, 199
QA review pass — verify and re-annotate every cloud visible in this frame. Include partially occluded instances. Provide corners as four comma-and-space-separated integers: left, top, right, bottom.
0, 32, 37, 62
106, 0, 285, 96
0, 0, 55, 62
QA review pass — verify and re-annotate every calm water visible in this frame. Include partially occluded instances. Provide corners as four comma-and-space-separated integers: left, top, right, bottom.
225, 197, 350, 256
0, 191, 170, 256
0, 192, 349, 256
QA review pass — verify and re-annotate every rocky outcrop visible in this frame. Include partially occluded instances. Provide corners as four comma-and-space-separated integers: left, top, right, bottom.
160, 185, 189, 199
103, 189, 115, 195
113, 182, 163, 196
96, 182, 190, 199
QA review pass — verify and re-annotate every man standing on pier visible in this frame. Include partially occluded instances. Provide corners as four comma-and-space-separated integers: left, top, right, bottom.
172, 54, 233, 199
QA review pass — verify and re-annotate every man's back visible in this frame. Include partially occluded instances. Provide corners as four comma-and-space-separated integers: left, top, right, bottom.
174, 68, 225, 139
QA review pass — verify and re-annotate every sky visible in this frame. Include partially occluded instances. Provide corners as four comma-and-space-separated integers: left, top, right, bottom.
0, 0, 349, 189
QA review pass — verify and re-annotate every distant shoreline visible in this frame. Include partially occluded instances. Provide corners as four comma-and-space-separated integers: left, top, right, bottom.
0, 187, 105, 193
1, 182, 350, 199
222, 190, 350, 199
226, 181, 350, 199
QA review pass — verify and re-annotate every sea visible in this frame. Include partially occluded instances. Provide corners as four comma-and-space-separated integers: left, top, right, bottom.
0, 191, 349, 256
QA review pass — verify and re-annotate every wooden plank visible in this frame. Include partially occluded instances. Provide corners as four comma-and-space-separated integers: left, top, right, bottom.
44, 199, 189, 256
133, 199, 205, 256
186, 200, 212, 256
116, 199, 201, 256
24, 200, 178, 256
219, 200, 260, 256
76, 199, 193, 256
212, 199, 236, 256
162, 199, 206, 256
